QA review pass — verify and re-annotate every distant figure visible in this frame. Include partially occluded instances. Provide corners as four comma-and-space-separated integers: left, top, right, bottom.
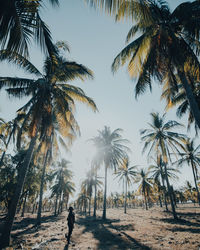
66, 206, 75, 244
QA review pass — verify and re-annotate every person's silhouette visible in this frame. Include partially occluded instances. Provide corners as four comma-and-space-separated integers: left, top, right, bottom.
66, 206, 75, 244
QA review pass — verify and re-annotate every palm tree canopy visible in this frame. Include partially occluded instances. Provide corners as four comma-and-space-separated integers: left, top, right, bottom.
115, 157, 138, 185
0, 0, 58, 57
135, 167, 152, 195
174, 138, 200, 168
90, 126, 130, 170
111, 0, 200, 97
0, 47, 97, 149
140, 112, 186, 163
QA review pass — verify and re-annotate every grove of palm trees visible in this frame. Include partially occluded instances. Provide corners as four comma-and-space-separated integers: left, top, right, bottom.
0, 0, 200, 249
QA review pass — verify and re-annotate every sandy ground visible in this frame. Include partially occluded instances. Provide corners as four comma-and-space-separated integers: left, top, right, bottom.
3, 204, 200, 250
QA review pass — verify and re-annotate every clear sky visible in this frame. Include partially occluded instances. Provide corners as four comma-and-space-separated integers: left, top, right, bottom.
0, 0, 198, 200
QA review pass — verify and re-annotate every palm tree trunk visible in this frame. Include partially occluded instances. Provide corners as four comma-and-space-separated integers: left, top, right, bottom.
102, 165, 108, 220
21, 191, 28, 217
89, 194, 91, 216
0, 134, 37, 248
191, 162, 200, 205
164, 164, 178, 219
178, 69, 200, 128
143, 190, 148, 210
54, 194, 59, 216
124, 176, 127, 214
93, 175, 97, 218
0, 131, 13, 167
161, 175, 168, 211
36, 150, 49, 225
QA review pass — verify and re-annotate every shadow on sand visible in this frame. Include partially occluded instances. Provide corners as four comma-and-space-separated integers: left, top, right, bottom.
12, 214, 64, 238
75, 216, 150, 250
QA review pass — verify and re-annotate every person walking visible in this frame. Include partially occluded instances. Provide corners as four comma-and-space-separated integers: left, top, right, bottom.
66, 206, 75, 244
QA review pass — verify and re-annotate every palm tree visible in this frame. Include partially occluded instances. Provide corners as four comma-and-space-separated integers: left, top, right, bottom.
174, 139, 200, 205
135, 168, 152, 210
0, 113, 25, 167
115, 157, 137, 213
85, 0, 125, 15
161, 82, 200, 134
148, 156, 180, 211
0, 46, 97, 248
81, 171, 94, 216
90, 126, 130, 219
50, 159, 75, 216
0, 0, 59, 57
109, 0, 200, 128
140, 112, 186, 219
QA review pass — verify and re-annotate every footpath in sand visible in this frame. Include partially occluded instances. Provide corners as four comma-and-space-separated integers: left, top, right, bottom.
8, 205, 200, 250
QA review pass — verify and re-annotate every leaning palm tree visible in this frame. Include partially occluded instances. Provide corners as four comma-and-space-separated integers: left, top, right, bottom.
90, 126, 130, 219
0, 46, 97, 248
115, 157, 137, 213
110, 0, 200, 128
140, 112, 186, 219
174, 139, 200, 205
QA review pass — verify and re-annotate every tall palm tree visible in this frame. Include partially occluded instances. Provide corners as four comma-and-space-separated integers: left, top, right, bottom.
0, 0, 59, 57
135, 168, 152, 210
110, 0, 200, 128
91, 126, 130, 219
174, 139, 200, 205
0, 47, 97, 248
115, 157, 137, 213
140, 112, 186, 219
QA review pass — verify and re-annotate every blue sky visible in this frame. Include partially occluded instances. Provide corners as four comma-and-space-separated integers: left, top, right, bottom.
0, 0, 198, 199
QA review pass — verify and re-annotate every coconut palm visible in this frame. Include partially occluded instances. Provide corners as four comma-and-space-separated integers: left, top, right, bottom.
0, 0, 59, 57
110, 0, 200, 128
161, 82, 200, 134
0, 46, 97, 248
50, 159, 75, 216
90, 126, 130, 219
115, 157, 137, 213
0, 113, 25, 167
140, 112, 186, 219
148, 156, 180, 211
174, 139, 200, 205
85, 0, 125, 15
135, 168, 152, 210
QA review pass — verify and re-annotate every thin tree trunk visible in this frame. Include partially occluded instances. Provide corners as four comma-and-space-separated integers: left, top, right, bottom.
124, 176, 127, 214
21, 191, 28, 217
178, 69, 200, 128
89, 194, 91, 216
0, 130, 13, 167
0, 135, 37, 248
191, 162, 200, 205
93, 175, 97, 218
143, 190, 148, 210
164, 164, 178, 219
161, 173, 168, 211
36, 150, 49, 225
102, 165, 108, 220
158, 192, 162, 208
54, 194, 58, 216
